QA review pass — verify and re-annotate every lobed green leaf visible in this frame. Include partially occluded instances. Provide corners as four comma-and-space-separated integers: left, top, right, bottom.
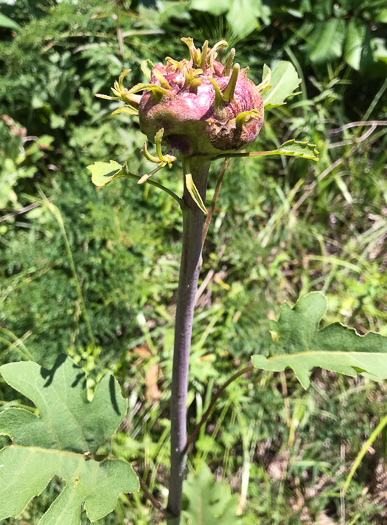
271, 139, 319, 161
252, 292, 387, 388
0, 355, 139, 523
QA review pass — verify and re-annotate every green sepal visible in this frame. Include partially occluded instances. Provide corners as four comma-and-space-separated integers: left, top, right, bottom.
257, 64, 272, 95
235, 109, 262, 127
128, 83, 171, 97
111, 106, 139, 116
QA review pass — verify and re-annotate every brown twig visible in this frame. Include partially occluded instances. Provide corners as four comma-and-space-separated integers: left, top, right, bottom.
184, 363, 254, 453
0, 202, 42, 223
137, 472, 170, 517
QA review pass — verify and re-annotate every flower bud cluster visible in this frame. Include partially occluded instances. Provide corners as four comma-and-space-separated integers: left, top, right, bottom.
98, 38, 264, 158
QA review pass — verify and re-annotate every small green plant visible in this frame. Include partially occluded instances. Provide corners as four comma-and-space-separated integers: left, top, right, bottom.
1, 37, 386, 525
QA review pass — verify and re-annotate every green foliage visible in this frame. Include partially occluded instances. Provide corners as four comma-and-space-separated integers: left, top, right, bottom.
261, 62, 301, 109
1, 0, 386, 523
0, 13, 20, 30
182, 463, 241, 524
87, 161, 124, 188
252, 292, 387, 388
0, 355, 138, 523
257, 140, 319, 161
306, 19, 347, 64
190, 0, 386, 74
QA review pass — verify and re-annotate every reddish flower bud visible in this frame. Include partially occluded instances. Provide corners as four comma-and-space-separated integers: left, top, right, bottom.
138, 39, 264, 157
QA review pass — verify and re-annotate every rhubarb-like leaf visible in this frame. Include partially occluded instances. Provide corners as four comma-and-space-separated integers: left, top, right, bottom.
0, 355, 139, 523
87, 160, 123, 187
252, 292, 387, 389
262, 61, 301, 109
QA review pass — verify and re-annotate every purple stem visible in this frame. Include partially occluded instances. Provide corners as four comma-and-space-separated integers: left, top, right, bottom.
166, 157, 210, 523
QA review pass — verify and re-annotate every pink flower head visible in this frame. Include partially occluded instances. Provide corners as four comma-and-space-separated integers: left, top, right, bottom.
139, 39, 264, 156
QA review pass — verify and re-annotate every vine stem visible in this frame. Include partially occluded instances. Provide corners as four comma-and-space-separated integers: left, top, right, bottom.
166, 157, 210, 524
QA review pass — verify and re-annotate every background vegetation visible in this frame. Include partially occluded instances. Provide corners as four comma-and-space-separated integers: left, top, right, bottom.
1, 0, 386, 523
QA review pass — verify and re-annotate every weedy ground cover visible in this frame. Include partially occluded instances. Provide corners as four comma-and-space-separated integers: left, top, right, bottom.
0, 1, 386, 524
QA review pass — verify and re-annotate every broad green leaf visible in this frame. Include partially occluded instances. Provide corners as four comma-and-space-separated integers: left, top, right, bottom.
226, 0, 261, 39
185, 173, 208, 214
0, 13, 21, 30
252, 292, 387, 389
87, 160, 123, 187
0, 355, 139, 523
182, 463, 241, 524
261, 61, 301, 109
190, 0, 232, 16
307, 19, 346, 64
344, 20, 372, 71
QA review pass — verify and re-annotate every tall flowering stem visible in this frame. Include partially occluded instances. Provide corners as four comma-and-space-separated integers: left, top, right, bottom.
95, 37, 271, 524
167, 158, 210, 522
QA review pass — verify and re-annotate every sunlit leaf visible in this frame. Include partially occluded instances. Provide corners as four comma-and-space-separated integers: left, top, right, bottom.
252, 292, 387, 388
0, 13, 20, 30
246, 140, 319, 161
0, 355, 139, 523
87, 160, 123, 187
226, 0, 261, 39
190, 0, 232, 16
261, 61, 301, 109
270, 139, 319, 161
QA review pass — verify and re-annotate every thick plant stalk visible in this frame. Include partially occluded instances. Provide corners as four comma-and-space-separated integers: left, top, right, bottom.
166, 158, 210, 523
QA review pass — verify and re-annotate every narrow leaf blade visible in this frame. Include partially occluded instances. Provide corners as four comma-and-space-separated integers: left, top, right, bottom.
185, 173, 208, 214
0, 13, 21, 30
